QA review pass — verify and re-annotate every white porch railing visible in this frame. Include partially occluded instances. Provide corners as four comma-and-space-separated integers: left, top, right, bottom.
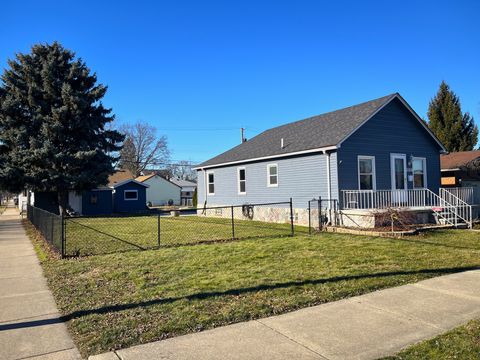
441, 187, 480, 205
439, 188, 473, 227
342, 189, 443, 210
440, 187, 475, 205
341, 189, 473, 228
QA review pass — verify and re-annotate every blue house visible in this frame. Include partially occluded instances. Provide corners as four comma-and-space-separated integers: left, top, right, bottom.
193, 93, 473, 228
112, 179, 149, 213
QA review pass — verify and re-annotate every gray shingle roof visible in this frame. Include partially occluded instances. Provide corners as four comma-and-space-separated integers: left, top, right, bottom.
170, 178, 197, 187
197, 93, 398, 168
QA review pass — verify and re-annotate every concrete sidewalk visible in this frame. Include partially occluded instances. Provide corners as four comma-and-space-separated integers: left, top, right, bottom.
0, 205, 81, 360
91, 270, 480, 360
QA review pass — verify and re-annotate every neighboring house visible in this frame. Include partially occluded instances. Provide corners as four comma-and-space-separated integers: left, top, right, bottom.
441, 151, 480, 188
440, 151, 480, 214
112, 179, 149, 213
195, 93, 449, 227
17, 190, 34, 212
170, 178, 197, 206
136, 174, 181, 206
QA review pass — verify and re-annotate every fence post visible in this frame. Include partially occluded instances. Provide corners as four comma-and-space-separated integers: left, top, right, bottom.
308, 200, 311, 235
231, 206, 235, 240
289, 198, 294, 236
318, 197, 322, 231
157, 212, 161, 248
51, 215, 54, 245
61, 213, 65, 258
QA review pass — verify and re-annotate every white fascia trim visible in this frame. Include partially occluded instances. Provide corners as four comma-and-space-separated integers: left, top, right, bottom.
337, 94, 447, 153
193, 145, 337, 170
110, 179, 150, 188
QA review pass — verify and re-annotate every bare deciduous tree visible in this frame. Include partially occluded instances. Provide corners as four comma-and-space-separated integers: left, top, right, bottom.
170, 160, 197, 181
119, 121, 170, 177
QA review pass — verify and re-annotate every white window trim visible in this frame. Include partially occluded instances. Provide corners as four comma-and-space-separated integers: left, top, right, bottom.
357, 156, 376, 190
124, 189, 138, 201
267, 163, 278, 187
237, 167, 246, 195
412, 157, 428, 189
207, 171, 215, 195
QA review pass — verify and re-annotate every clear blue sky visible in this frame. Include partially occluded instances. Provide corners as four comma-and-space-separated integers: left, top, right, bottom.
1, 0, 479, 163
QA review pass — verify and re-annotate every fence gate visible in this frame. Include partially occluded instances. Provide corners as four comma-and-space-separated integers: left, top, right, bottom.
308, 198, 340, 234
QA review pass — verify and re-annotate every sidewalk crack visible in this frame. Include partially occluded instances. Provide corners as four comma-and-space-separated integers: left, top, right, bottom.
256, 319, 330, 360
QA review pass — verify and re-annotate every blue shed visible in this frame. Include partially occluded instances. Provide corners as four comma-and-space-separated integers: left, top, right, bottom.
112, 179, 149, 213
82, 189, 114, 215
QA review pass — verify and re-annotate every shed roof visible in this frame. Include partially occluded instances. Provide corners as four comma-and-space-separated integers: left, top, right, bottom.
196, 93, 445, 169
441, 151, 480, 170
111, 179, 149, 188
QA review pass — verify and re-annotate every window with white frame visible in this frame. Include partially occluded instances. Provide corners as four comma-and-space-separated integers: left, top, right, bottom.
207, 172, 215, 194
358, 156, 376, 190
124, 190, 138, 201
412, 157, 427, 188
267, 164, 278, 187
238, 167, 246, 194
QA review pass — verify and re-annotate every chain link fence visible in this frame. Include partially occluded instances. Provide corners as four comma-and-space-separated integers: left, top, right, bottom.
27, 205, 64, 255
308, 198, 340, 234
28, 200, 296, 257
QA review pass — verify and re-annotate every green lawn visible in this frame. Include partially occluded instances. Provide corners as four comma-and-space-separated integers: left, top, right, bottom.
384, 319, 480, 360
65, 214, 307, 256
27, 222, 480, 358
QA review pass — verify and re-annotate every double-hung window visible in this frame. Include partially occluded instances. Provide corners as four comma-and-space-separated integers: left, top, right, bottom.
412, 157, 427, 188
267, 164, 278, 187
358, 156, 376, 190
207, 172, 215, 195
238, 167, 246, 194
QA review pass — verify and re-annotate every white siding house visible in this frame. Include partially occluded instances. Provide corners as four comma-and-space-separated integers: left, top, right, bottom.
136, 174, 181, 206
170, 178, 197, 206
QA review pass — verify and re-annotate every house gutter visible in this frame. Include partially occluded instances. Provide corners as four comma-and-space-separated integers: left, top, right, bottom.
325, 151, 332, 209
203, 168, 208, 206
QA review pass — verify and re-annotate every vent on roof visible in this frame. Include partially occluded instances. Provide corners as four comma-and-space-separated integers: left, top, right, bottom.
281, 138, 284, 149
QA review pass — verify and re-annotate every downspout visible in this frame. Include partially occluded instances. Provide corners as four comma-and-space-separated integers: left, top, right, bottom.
326, 151, 331, 209
203, 168, 208, 208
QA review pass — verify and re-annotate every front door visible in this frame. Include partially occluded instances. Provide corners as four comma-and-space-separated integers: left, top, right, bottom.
391, 154, 407, 204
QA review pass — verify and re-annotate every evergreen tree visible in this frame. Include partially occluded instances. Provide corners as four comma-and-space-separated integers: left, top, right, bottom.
0, 42, 124, 214
427, 81, 478, 152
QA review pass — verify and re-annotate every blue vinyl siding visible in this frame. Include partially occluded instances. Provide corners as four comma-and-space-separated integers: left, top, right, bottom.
113, 182, 147, 213
82, 190, 113, 215
197, 152, 338, 209
337, 98, 442, 193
